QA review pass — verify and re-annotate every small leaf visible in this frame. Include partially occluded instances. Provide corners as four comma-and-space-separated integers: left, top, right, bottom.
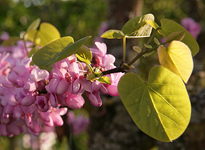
101, 30, 124, 39
27, 18, 41, 32
32, 36, 74, 70
118, 65, 191, 142
165, 31, 185, 43
146, 20, 159, 29
157, 41, 193, 83
75, 45, 92, 64
2, 37, 22, 46
158, 19, 199, 56
144, 44, 153, 49
121, 13, 154, 37
97, 76, 111, 85
133, 46, 142, 53
154, 37, 160, 46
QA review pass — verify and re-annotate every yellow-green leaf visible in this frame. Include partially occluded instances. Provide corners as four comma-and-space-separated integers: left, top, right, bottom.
118, 66, 191, 142
27, 22, 60, 47
157, 41, 193, 83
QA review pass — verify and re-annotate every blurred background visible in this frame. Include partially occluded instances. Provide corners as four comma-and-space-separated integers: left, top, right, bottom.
0, 0, 205, 150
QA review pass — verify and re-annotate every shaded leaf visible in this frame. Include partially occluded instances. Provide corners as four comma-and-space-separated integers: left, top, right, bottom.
2, 37, 22, 46
101, 30, 124, 39
159, 19, 199, 56
118, 65, 191, 142
157, 41, 193, 83
121, 13, 154, 37
27, 18, 41, 32
165, 31, 185, 43
32, 36, 74, 70
55, 36, 91, 62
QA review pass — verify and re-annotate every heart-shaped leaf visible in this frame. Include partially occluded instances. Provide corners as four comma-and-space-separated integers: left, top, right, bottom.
121, 13, 154, 37
118, 65, 191, 142
101, 30, 124, 39
159, 19, 199, 56
157, 41, 193, 83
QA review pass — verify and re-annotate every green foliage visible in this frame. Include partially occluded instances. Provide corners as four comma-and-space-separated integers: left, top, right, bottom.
26, 18, 41, 32
118, 66, 191, 142
122, 13, 154, 37
101, 14, 154, 39
32, 36, 90, 70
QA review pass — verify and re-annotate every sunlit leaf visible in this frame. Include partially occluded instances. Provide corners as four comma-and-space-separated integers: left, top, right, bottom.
101, 30, 124, 39
2, 37, 22, 46
165, 31, 185, 43
159, 19, 199, 56
75, 45, 92, 64
27, 18, 41, 32
118, 65, 191, 142
32, 36, 74, 70
157, 41, 193, 83
121, 13, 154, 37
97, 76, 111, 85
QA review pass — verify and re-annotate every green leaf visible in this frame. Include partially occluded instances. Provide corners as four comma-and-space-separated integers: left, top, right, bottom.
55, 36, 91, 62
118, 65, 191, 142
27, 22, 61, 47
75, 45, 92, 64
157, 41, 193, 83
165, 31, 185, 43
146, 20, 159, 29
2, 37, 22, 46
121, 13, 154, 37
97, 76, 111, 85
133, 46, 142, 53
27, 18, 41, 32
159, 19, 199, 56
28, 47, 39, 58
101, 30, 124, 39
32, 36, 74, 70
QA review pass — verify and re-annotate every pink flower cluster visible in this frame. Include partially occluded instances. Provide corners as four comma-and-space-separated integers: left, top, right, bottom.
0, 32, 124, 140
